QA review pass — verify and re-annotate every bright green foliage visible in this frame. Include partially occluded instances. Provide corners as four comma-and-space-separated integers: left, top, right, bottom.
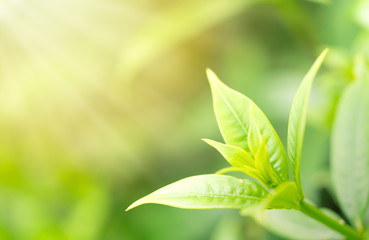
248, 104, 281, 187
331, 58, 369, 229
128, 52, 329, 213
202, 139, 255, 169
267, 182, 300, 210
203, 138, 279, 188
202, 139, 267, 185
239, 182, 300, 218
247, 103, 264, 156
127, 50, 368, 240
207, 69, 289, 182
126, 175, 268, 210
287, 49, 329, 198
215, 166, 246, 175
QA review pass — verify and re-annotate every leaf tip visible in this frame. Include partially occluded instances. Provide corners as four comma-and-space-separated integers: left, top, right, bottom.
202, 139, 222, 149
317, 48, 329, 63
206, 68, 220, 85
125, 197, 146, 211
322, 47, 329, 55
125, 205, 134, 212
125, 202, 138, 211
205, 68, 215, 77
201, 138, 212, 144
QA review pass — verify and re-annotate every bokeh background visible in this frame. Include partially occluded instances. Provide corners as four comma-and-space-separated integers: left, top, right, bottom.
0, 0, 369, 239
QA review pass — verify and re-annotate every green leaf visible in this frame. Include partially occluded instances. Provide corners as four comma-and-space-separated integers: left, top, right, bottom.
207, 69, 289, 182
253, 208, 344, 240
287, 49, 329, 198
267, 182, 300, 210
253, 140, 269, 174
247, 104, 279, 186
203, 139, 254, 169
331, 59, 369, 228
215, 167, 245, 175
247, 103, 263, 157
203, 139, 272, 188
240, 182, 299, 213
126, 174, 269, 211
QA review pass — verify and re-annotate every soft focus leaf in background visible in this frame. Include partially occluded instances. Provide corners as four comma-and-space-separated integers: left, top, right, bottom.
210, 214, 244, 240
331, 58, 369, 229
254, 208, 344, 240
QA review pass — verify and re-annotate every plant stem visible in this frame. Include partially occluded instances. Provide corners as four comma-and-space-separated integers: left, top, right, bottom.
299, 200, 362, 240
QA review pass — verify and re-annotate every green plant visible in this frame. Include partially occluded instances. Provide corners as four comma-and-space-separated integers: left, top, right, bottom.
126, 49, 369, 240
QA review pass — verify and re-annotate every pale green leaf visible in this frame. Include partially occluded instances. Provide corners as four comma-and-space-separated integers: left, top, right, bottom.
240, 182, 299, 214
331, 60, 369, 228
207, 69, 289, 182
287, 49, 329, 197
267, 182, 300, 210
126, 174, 269, 211
254, 139, 280, 187
203, 139, 254, 169
204, 139, 271, 188
247, 103, 262, 157
215, 167, 244, 175
254, 208, 344, 240
253, 140, 267, 172
248, 104, 275, 180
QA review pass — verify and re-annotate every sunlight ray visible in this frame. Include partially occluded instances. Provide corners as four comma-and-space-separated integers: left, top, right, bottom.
0, 1, 139, 160
0, 0, 130, 108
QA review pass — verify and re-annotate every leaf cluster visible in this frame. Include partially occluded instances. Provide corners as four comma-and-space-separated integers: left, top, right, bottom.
127, 49, 328, 212
127, 50, 369, 239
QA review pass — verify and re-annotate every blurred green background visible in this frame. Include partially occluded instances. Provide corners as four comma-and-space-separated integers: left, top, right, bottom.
0, 0, 368, 239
